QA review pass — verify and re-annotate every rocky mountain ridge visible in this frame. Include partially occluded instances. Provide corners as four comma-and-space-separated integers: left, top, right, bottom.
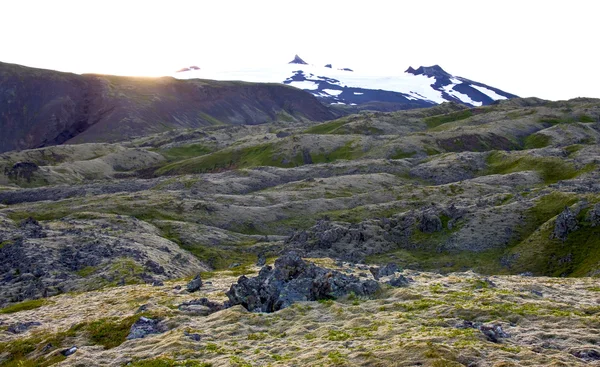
176, 55, 518, 111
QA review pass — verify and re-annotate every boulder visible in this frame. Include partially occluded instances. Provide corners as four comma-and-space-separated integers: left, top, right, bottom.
478, 324, 510, 343
369, 263, 400, 280
226, 252, 380, 313
186, 274, 203, 292
387, 275, 411, 287
126, 317, 168, 340
60, 346, 77, 357
179, 298, 225, 315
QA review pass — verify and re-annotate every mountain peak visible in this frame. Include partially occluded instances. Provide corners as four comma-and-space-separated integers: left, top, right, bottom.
289, 55, 308, 65
405, 65, 450, 78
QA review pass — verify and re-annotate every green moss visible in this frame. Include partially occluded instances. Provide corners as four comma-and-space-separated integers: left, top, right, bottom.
327, 329, 351, 341
538, 115, 576, 124
75, 266, 98, 277
486, 151, 578, 184
156, 143, 294, 175
247, 333, 268, 341
129, 358, 212, 367
304, 119, 348, 134
391, 150, 417, 159
327, 351, 348, 365
523, 133, 551, 149
310, 141, 364, 163
565, 144, 584, 157
579, 114, 596, 123
160, 144, 212, 161
424, 110, 473, 129
83, 315, 140, 349
0, 299, 46, 314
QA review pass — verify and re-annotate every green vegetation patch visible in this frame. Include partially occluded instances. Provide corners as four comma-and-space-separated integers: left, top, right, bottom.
80, 315, 140, 349
160, 144, 212, 161
578, 114, 596, 123
509, 196, 600, 276
128, 359, 212, 367
304, 119, 348, 134
0, 298, 46, 314
523, 133, 552, 149
156, 143, 293, 175
486, 151, 579, 184
391, 150, 417, 159
424, 110, 473, 129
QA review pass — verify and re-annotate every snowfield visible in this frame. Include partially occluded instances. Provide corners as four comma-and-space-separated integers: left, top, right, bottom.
174, 58, 515, 108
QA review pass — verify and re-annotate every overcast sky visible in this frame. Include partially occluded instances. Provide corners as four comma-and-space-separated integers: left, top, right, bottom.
1, 0, 597, 100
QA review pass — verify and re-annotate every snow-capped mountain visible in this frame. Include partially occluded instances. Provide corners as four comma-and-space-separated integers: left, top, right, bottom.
175, 55, 517, 111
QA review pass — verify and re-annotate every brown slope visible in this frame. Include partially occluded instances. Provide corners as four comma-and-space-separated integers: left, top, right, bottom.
0, 62, 334, 153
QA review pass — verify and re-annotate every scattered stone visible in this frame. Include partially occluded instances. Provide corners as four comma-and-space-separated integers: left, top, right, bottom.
126, 317, 168, 340
144, 260, 165, 275
369, 263, 399, 280
7, 321, 41, 334
531, 289, 543, 297
186, 274, 203, 292
136, 304, 149, 314
387, 275, 411, 287
60, 346, 77, 356
41, 343, 54, 352
519, 272, 534, 277
226, 252, 380, 313
184, 331, 202, 341
456, 320, 481, 329
479, 324, 510, 343
229, 263, 241, 269
551, 206, 578, 241
179, 298, 226, 315
152, 280, 164, 287
173, 285, 182, 290
571, 348, 600, 361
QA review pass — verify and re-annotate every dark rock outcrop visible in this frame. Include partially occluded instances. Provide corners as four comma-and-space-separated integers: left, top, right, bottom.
418, 212, 442, 233
479, 324, 510, 343
551, 206, 578, 241
387, 275, 411, 287
226, 252, 380, 313
179, 298, 225, 315
186, 274, 203, 293
126, 317, 168, 340
570, 348, 600, 361
7, 321, 41, 334
587, 203, 600, 227
457, 320, 510, 343
369, 263, 399, 280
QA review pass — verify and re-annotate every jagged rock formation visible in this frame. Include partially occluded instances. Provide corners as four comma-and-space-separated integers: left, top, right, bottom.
552, 206, 579, 241
226, 252, 379, 312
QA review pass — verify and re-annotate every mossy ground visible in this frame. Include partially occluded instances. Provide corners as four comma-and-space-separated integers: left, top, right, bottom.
1, 263, 599, 366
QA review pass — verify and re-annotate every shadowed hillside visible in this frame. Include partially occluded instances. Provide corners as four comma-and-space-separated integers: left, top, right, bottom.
0, 62, 335, 153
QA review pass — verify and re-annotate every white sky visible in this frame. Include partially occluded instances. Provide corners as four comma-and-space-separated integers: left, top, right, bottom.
0, 0, 597, 100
